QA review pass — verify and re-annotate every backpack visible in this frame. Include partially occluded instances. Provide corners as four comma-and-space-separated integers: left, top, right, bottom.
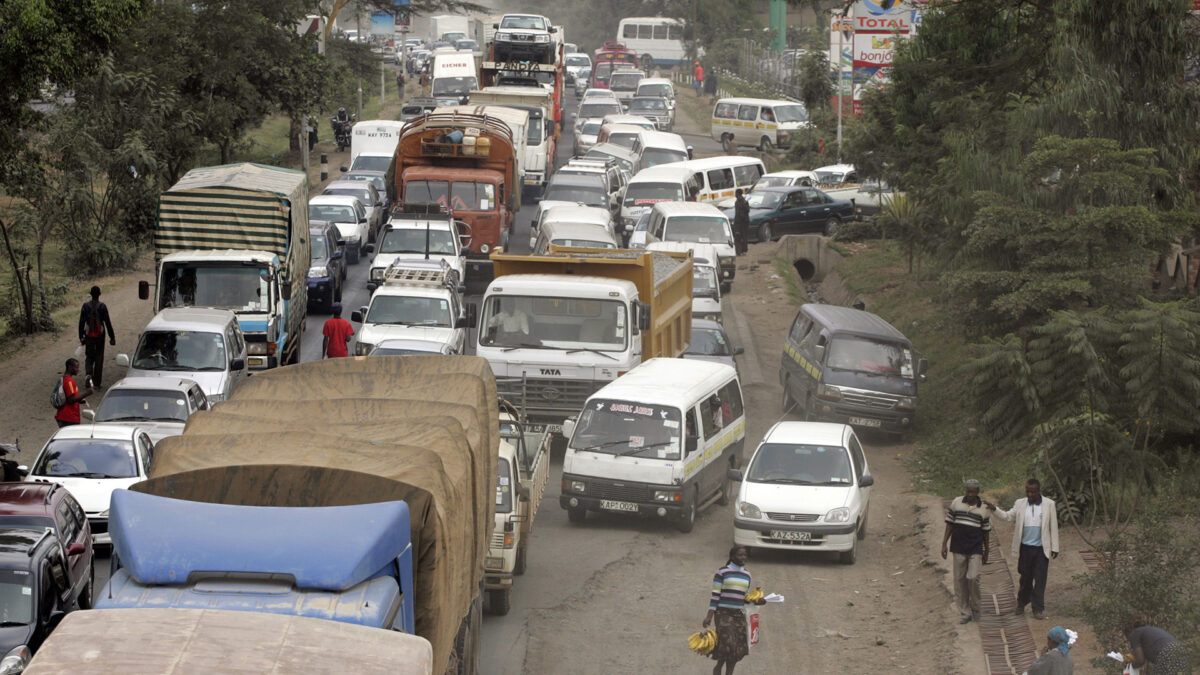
85, 301, 103, 339
51, 378, 66, 409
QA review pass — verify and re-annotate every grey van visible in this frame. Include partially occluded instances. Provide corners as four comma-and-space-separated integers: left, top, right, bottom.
779, 304, 927, 439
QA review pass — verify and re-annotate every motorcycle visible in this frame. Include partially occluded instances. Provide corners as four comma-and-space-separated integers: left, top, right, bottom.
0, 441, 26, 481
331, 113, 356, 152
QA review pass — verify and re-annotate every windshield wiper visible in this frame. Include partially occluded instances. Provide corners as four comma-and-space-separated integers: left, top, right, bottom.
577, 439, 630, 452
614, 441, 676, 458
0, 621, 28, 627
79, 472, 128, 479
565, 348, 617, 361
98, 415, 146, 422
754, 477, 816, 485
499, 342, 543, 352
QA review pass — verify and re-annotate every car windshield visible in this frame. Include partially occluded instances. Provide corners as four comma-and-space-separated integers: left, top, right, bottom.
815, 170, 850, 185
325, 187, 374, 206
432, 76, 477, 96
351, 156, 392, 172
580, 103, 621, 119
310, 234, 330, 260
607, 131, 639, 149
594, 62, 616, 80
747, 443, 853, 485
553, 238, 615, 249
406, 180, 496, 212
0, 569, 33, 625
746, 192, 784, 209
456, 40, 477, 50
638, 83, 672, 98
686, 327, 732, 356
309, 204, 358, 223
827, 337, 915, 378
692, 266, 720, 298
609, 73, 642, 91
639, 148, 688, 169
580, 121, 603, 136
624, 183, 683, 206
773, 104, 808, 123
479, 295, 627, 351
366, 295, 451, 327
544, 184, 607, 208
756, 176, 800, 188
133, 330, 227, 371
34, 438, 139, 479
495, 458, 513, 514
501, 15, 546, 30
665, 216, 731, 244
629, 98, 667, 112
96, 389, 191, 423
571, 399, 682, 460
159, 264, 270, 313
566, 54, 590, 67
379, 228, 457, 255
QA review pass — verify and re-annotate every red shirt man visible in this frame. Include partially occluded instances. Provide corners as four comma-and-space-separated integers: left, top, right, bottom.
55, 358, 93, 426
322, 304, 355, 358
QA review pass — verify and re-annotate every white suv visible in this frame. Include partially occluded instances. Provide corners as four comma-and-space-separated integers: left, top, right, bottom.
493, 14, 557, 64
729, 422, 874, 564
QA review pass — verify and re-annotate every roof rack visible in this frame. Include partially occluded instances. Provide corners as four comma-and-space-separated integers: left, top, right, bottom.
389, 201, 453, 220
380, 258, 461, 291
28, 528, 53, 556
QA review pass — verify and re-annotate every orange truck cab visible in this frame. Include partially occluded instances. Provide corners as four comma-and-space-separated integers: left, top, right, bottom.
395, 112, 521, 286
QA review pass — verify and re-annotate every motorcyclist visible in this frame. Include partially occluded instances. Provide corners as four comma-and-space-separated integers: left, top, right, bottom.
331, 107, 355, 150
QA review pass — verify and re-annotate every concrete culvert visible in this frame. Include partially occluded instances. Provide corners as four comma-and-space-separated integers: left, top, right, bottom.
793, 258, 816, 281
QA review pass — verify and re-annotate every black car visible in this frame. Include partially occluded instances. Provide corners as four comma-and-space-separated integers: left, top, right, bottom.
307, 223, 345, 312
726, 186, 856, 242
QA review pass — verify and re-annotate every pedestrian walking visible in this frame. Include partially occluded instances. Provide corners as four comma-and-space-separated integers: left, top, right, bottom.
1123, 614, 1192, 674
732, 189, 750, 254
322, 303, 354, 358
54, 358, 93, 428
702, 545, 766, 675
987, 478, 1059, 620
78, 285, 115, 388
1025, 626, 1076, 675
941, 478, 992, 624
693, 61, 705, 96
704, 68, 719, 102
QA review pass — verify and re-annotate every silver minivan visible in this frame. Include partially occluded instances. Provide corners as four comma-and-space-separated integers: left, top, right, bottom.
116, 308, 248, 403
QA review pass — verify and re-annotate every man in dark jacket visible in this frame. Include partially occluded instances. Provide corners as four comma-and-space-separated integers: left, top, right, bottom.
78, 286, 116, 388
733, 189, 750, 254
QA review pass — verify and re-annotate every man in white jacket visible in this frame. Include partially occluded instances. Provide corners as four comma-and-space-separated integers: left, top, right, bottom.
987, 478, 1059, 621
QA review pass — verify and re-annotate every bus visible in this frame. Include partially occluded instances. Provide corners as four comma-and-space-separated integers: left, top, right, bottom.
591, 41, 639, 89
617, 17, 686, 70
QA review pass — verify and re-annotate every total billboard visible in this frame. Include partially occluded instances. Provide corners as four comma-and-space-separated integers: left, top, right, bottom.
847, 0, 916, 114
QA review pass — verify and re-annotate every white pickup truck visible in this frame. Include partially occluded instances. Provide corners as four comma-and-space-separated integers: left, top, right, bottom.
814, 164, 902, 219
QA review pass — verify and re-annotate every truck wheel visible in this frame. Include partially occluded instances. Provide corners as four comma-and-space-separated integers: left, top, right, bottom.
674, 488, 698, 533
824, 217, 840, 237
513, 541, 528, 575
567, 507, 586, 524
287, 336, 301, 365
487, 589, 511, 616
347, 246, 359, 265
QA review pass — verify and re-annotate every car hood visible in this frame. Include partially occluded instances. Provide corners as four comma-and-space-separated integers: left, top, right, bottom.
359, 325, 458, 348
740, 481, 854, 515
0, 624, 33, 654
34, 476, 143, 514
91, 420, 185, 445
691, 297, 722, 314
331, 221, 361, 239
121, 368, 228, 401
681, 353, 736, 371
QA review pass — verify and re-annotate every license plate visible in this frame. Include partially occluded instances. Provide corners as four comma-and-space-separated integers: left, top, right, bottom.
600, 500, 639, 513
525, 424, 562, 435
769, 530, 811, 541
848, 416, 882, 428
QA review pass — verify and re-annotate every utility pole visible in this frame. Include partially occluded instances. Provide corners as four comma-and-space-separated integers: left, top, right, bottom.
835, 6, 848, 164
356, 4, 364, 118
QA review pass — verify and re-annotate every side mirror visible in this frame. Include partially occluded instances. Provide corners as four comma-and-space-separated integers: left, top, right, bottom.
332, 250, 343, 260
82, 409, 95, 422
517, 483, 531, 500
814, 344, 826, 363
685, 436, 698, 454
66, 542, 86, 556
918, 357, 929, 376
637, 301, 651, 331
859, 474, 875, 488
339, 166, 348, 173
230, 358, 245, 372
115, 354, 130, 367
492, 23, 499, 28
561, 417, 576, 439
686, 146, 694, 159
624, 223, 633, 233
280, 282, 292, 301
733, 346, 745, 355
365, 244, 375, 254
16, 466, 28, 478
727, 468, 744, 482
137, 280, 150, 300
549, 26, 557, 33
351, 310, 365, 323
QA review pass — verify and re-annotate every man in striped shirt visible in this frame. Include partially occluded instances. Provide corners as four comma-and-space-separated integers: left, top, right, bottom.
941, 478, 992, 624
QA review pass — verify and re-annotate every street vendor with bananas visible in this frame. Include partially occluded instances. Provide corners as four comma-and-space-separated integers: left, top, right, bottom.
703, 545, 767, 675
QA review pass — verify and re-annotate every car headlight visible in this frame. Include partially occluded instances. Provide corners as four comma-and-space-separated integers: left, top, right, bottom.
479, 243, 490, 253
247, 342, 269, 355
0, 646, 30, 675
816, 383, 843, 402
370, 267, 384, 282
570, 480, 586, 493
496, 32, 512, 41
737, 501, 761, 519
653, 490, 681, 503
719, 256, 734, 267
534, 34, 550, 43
895, 396, 917, 412
825, 507, 851, 523
704, 313, 721, 322
355, 342, 374, 356
307, 266, 328, 278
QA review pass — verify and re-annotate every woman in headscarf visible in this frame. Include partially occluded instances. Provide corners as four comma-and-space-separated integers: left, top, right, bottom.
702, 545, 766, 675
1123, 614, 1192, 675
1025, 626, 1076, 675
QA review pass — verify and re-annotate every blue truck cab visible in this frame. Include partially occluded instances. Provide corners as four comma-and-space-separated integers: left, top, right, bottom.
96, 490, 415, 633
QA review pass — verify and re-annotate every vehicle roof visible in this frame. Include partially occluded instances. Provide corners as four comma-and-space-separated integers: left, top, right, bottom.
638, 77, 674, 86
488, 275, 635, 296
630, 95, 669, 102
676, 155, 765, 171
815, 163, 856, 173
309, 194, 363, 207
159, 250, 275, 264
691, 318, 726, 332
371, 284, 454, 300
601, 122, 647, 135
602, 114, 656, 127
629, 165, 698, 183
594, 358, 736, 408
581, 89, 617, 98
324, 180, 374, 192
763, 170, 818, 179
502, 13, 547, 19
0, 482, 57, 513
761, 421, 850, 448
372, 339, 455, 354
0, 527, 52, 555
801, 304, 909, 342
384, 218, 454, 231
48, 423, 139, 442
646, 241, 718, 265
653, 201, 728, 218
106, 377, 199, 395
715, 97, 806, 107
753, 185, 807, 195
637, 130, 687, 150
548, 173, 607, 188
542, 205, 612, 226
145, 308, 236, 332
586, 142, 637, 160
543, 221, 616, 241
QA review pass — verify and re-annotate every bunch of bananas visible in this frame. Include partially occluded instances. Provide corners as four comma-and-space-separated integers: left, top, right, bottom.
687, 628, 717, 655
745, 587, 764, 603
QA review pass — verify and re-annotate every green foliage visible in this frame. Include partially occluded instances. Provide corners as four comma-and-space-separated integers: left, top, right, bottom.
1075, 502, 1200, 673
794, 50, 833, 113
